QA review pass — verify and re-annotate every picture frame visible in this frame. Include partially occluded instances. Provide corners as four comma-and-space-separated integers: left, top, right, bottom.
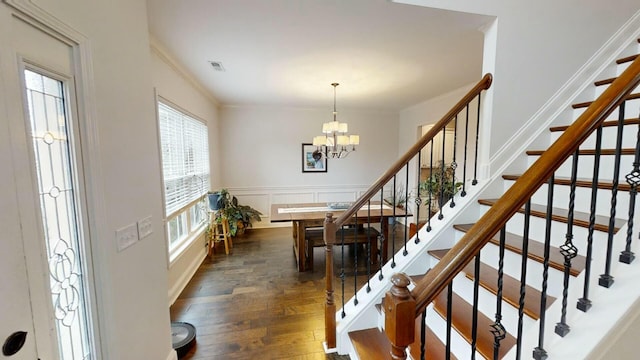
301, 143, 327, 173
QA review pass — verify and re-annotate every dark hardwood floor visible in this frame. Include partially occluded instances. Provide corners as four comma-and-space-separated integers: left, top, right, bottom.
171, 226, 414, 359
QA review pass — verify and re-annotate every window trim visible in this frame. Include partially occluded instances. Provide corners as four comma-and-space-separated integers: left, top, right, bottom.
155, 95, 210, 263
167, 196, 208, 263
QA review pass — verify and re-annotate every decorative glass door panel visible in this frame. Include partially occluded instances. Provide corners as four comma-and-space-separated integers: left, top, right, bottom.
24, 68, 92, 359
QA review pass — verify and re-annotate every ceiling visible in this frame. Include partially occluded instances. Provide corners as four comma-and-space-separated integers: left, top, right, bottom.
146, 0, 491, 111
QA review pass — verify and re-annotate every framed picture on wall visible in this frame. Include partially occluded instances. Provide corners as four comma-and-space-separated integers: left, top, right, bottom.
301, 143, 327, 173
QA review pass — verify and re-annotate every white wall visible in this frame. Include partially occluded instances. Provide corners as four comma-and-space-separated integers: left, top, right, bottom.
395, 0, 640, 171
219, 105, 399, 224
11, 0, 176, 359
399, 83, 473, 153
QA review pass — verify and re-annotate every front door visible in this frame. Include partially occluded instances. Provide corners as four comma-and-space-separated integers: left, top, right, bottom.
0, 3, 95, 359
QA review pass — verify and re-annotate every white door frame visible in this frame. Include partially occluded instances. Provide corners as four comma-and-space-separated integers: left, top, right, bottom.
1, 0, 107, 358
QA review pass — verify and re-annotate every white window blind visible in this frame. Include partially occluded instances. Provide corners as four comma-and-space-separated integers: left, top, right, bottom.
158, 102, 210, 217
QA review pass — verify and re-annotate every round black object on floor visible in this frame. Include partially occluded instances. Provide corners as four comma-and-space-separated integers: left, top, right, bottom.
171, 322, 196, 358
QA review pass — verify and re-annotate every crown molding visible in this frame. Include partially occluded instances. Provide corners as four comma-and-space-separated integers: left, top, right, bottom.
149, 35, 219, 107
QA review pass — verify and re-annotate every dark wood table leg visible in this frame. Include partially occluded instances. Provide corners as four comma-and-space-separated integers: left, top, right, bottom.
296, 221, 307, 272
380, 217, 389, 263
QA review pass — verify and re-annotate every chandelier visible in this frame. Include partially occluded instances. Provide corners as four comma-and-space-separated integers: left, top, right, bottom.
312, 83, 359, 159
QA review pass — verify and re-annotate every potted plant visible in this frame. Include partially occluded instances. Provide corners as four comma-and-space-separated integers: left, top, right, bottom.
212, 189, 262, 236
384, 185, 410, 210
419, 162, 463, 210
207, 190, 222, 211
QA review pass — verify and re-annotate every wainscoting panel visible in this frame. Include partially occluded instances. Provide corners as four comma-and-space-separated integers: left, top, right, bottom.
234, 193, 270, 216
271, 192, 315, 208
226, 185, 371, 228
317, 190, 358, 203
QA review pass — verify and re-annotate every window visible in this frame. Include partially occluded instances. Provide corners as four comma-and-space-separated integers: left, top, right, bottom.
24, 68, 93, 359
157, 101, 210, 255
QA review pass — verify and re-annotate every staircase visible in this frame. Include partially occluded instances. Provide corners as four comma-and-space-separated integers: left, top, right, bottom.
328, 36, 640, 359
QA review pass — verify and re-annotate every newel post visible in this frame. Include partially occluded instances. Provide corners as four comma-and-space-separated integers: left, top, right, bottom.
324, 213, 338, 350
384, 273, 416, 360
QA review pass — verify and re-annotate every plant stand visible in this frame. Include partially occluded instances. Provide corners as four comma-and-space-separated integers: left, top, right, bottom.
208, 213, 232, 256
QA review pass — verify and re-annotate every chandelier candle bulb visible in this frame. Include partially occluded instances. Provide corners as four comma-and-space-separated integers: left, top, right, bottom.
313, 136, 327, 147
310, 82, 358, 159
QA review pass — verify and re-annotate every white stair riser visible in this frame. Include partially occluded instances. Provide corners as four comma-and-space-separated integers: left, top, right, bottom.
477, 241, 568, 300
450, 272, 536, 337
502, 211, 612, 256
549, 121, 639, 150
424, 303, 484, 360
527, 153, 636, 181
511, 180, 633, 217
572, 96, 640, 122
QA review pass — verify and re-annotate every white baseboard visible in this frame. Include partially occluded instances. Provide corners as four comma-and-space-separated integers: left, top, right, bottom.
166, 349, 178, 360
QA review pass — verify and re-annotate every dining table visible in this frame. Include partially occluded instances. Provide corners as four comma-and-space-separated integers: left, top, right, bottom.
270, 201, 410, 272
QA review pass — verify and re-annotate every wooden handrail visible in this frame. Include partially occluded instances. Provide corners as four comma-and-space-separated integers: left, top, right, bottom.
323, 73, 492, 351
411, 56, 640, 315
333, 73, 493, 228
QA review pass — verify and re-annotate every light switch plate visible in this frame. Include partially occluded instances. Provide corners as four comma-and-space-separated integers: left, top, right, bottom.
137, 216, 153, 239
116, 223, 138, 252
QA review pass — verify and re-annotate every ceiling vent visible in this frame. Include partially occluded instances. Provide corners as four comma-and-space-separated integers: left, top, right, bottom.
209, 61, 225, 72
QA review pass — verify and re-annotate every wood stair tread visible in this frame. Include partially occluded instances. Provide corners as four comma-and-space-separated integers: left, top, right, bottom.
429, 248, 552, 320
502, 174, 632, 192
478, 199, 624, 233
454, 223, 586, 277
409, 316, 458, 360
433, 288, 517, 359
594, 77, 615, 86
593, 54, 640, 85
616, 53, 639, 64
410, 273, 427, 284
349, 328, 392, 360
349, 319, 455, 360
572, 92, 640, 108
549, 118, 640, 131
526, 148, 635, 156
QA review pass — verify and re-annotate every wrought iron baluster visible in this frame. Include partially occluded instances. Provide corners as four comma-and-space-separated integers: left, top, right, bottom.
427, 139, 434, 232
578, 126, 603, 312
533, 174, 555, 360
473, 93, 482, 186
516, 200, 532, 360
441, 127, 457, 208
446, 283, 453, 360
404, 163, 409, 256
391, 177, 397, 268
621, 112, 640, 264
366, 200, 372, 293
378, 192, 384, 281
340, 224, 347, 318
471, 252, 481, 360
353, 216, 358, 306
462, 105, 470, 197
438, 146, 446, 220
420, 307, 427, 360
452, 114, 458, 187
556, 150, 580, 337
491, 226, 507, 360
415, 151, 423, 244
601, 101, 626, 288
